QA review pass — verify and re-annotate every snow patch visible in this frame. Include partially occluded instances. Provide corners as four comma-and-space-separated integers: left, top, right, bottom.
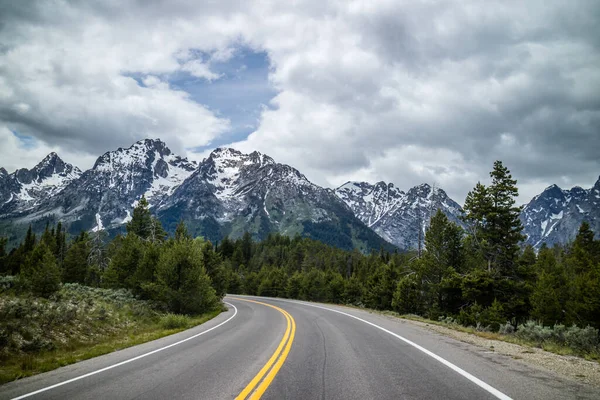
122, 210, 132, 224
92, 213, 104, 232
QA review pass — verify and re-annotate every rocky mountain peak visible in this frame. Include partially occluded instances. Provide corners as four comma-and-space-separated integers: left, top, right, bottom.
92, 138, 175, 171
521, 178, 600, 249
335, 179, 463, 249
34, 152, 80, 179
208, 147, 275, 167
11, 152, 80, 185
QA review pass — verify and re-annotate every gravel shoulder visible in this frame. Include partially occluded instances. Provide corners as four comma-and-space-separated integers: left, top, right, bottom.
390, 315, 600, 388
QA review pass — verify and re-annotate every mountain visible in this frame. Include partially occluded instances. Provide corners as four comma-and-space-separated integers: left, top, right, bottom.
157, 148, 394, 251
1, 141, 393, 252
335, 181, 464, 249
5, 139, 197, 234
0, 153, 81, 215
4, 137, 596, 252
521, 177, 600, 249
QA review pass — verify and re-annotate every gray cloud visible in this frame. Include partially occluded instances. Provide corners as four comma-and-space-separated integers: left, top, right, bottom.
1, 0, 599, 205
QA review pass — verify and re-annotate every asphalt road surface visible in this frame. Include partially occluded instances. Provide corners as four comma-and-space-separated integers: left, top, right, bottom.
1, 295, 599, 400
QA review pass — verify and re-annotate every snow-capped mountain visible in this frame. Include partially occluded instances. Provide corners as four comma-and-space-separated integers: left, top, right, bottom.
2, 137, 597, 252
0, 141, 392, 251
0, 153, 81, 214
9, 139, 196, 232
521, 177, 600, 249
157, 148, 392, 251
335, 181, 464, 249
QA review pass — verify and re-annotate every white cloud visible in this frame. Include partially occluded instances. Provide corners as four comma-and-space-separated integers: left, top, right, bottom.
1, 0, 599, 203
181, 59, 222, 81
0, 126, 96, 173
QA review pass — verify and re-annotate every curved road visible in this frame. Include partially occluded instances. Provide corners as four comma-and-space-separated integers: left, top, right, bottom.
1, 296, 598, 400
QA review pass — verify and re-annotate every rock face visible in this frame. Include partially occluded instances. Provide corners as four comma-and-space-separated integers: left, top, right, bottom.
335, 181, 464, 249
520, 177, 600, 249
0, 153, 81, 215
2, 137, 597, 252
158, 148, 394, 251
1, 141, 392, 251
4, 139, 197, 234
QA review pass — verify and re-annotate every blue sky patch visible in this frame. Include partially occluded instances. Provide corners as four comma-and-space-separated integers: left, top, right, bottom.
171, 47, 277, 152
12, 130, 38, 149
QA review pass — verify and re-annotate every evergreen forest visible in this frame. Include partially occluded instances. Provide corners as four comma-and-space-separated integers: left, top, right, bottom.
1, 161, 599, 338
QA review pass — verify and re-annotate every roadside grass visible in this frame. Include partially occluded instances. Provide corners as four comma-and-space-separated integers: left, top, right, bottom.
0, 283, 221, 385
375, 310, 600, 362
300, 298, 600, 363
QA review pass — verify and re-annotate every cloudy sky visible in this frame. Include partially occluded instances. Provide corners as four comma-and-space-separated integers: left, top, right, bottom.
1, 0, 599, 204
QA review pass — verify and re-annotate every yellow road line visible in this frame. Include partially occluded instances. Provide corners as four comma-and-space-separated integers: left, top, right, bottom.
250, 307, 296, 399
230, 298, 295, 400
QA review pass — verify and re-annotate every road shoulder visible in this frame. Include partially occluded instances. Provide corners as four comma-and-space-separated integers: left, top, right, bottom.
372, 311, 600, 389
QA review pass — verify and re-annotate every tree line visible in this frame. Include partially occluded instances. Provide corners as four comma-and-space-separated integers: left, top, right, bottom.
1, 161, 599, 330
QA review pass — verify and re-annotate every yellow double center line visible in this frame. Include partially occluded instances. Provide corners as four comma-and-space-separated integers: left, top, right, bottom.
231, 298, 296, 400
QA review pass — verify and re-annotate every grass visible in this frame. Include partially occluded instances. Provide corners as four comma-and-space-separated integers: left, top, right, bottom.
0, 283, 222, 384
373, 310, 600, 362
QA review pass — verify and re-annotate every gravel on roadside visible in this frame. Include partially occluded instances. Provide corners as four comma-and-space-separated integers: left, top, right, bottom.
397, 317, 600, 388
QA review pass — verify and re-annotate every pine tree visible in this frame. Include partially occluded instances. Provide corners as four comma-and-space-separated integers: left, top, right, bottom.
155, 238, 218, 314
240, 232, 253, 266
133, 240, 162, 297
419, 210, 464, 315
530, 245, 567, 324
0, 236, 8, 274
175, 220, 191, 241
54, 221, 67, 269
463, 182, 493, 270
103, 234, 144, 289
487, 161, 525, 273
200, 240, 228, 298
218, 236, 235, 259
286, 271, 303, 298
564, 222, 600, 328
23, 225, 36, 254
20, 242, 61, 298
149, 217, 167, 243
40, 222, 55, 252
63, 233, 90, 284
463, 162, 524, 274
126, 196, 152, 239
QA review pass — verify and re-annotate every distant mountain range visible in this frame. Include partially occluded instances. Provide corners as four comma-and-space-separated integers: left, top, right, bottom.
520, 180, 600, 249
1, 138, 598, 251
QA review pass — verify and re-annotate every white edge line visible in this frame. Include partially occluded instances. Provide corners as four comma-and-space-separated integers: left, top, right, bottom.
11, 302, 238, 400
243, 296, 512, 400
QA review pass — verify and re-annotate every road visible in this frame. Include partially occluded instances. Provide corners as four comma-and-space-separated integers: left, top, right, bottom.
1, 295, 599, 400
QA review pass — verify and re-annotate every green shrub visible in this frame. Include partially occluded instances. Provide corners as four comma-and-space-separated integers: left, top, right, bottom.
159, 313, 190, 329
438, 316, 457, 325
515, 320, 599, 354
0, 275, 16, 292
516, 320, 553, 344
498, 322, 515, 335
564, 325, 599, 353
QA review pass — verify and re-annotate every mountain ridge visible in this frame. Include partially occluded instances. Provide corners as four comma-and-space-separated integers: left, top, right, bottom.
1, 138, 597, 252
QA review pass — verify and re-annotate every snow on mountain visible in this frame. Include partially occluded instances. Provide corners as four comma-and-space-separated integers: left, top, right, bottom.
335, 181, 406, 227
335, 181, 464, 250
9, 139, 196, 231
521, 177, 600, 249
158, 148, 393, 250
3, 137, 596, 252
0, 153, 81, 214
